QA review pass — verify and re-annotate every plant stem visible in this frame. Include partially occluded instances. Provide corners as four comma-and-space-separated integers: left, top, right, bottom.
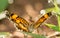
57, 15, 60, 31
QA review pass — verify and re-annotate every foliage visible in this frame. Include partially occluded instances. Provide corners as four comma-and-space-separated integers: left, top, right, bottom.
0, 0, 8, 12
23, 32, 46, 38
45, 0, 60, 32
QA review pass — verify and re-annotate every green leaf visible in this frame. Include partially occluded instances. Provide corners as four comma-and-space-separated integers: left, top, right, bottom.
23, 32, 46, 38
45, 24, 59, 31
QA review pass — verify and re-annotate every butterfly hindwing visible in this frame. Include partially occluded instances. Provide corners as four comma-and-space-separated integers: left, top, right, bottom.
6, 13, 29, 32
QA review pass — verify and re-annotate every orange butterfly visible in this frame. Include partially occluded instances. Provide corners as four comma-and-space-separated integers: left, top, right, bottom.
6, 12, 52, 32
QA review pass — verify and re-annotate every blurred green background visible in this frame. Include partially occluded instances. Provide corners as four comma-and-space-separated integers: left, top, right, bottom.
0, 0, 8, 12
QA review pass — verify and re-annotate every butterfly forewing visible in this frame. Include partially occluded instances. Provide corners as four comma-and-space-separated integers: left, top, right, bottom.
34, 12, 52, 28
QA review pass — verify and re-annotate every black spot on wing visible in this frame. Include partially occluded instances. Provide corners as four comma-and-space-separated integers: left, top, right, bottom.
11, 13, 14, 16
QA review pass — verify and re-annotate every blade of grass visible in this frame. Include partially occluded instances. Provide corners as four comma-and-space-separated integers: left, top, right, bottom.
45, 0, 60, 14
45, 23, 59, 31
23, 32, 46, 38
57, 15, 60, 31
53, 0, 59, 13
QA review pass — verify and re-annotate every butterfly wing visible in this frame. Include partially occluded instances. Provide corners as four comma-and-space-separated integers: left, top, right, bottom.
34, 12, 52, 28
7, 13, 29, 32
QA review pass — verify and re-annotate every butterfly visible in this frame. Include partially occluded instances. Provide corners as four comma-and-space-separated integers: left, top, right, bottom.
6, 12, 52, 32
